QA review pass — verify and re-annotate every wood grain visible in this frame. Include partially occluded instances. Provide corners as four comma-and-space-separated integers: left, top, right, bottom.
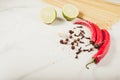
43, 0, 120, 29
77, 0, 120, 15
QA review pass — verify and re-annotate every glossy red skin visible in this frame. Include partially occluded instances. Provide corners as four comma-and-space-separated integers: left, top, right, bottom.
88, 21, 103, 48
93, 29, 110, 63
74, 20, 96, 43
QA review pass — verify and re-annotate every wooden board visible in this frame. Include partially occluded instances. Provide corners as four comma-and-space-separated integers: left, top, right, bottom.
43, 0, 120, 29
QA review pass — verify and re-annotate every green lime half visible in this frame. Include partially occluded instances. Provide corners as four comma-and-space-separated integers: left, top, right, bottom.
62, 4, 79, 21
41, 7, 57, 24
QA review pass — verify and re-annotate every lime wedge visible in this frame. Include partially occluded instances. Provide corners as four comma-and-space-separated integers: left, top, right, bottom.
41, 7, 57, 24
62, 4, 79, 21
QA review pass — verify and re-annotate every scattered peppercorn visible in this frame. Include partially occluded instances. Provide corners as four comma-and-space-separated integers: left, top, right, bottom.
79, 32, 85, 39
77, 26, 83, 28
81, 36, 84, 39
83, 49, 89, 52
75, 55, 78, 59
71, 42, 74, 45
59, 25, 94, 59
85, 37, 90, 39
75, 47, 82, 59
82, 48, 94, 52
76, 50, 81, 54
79, 41, 84, 44
69, 35, 73, 39
76, 51, 80, 54
71, 45, 75, 50
60, 40, 64, 44
77, 38, 80, 41
89, 48, 93, 52
74, 34, 77, 37
80, 30, 85, 34
69, 30, 74, 34
78, 47, 82, 52
74, 39, 77, 43
76, 42, 79, 46
64, 41, 68, 44
66, 38, 69, 41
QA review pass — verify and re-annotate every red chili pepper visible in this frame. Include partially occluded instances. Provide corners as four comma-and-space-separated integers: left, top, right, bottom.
74, 20, 103, 48
74, 20, 96, 44
86, 21, 103, 48
86, 29, 110, 69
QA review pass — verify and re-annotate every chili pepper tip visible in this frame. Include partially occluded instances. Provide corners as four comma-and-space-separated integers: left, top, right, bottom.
86, 58, 95, 69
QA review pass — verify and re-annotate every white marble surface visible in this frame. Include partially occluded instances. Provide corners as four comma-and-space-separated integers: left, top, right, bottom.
0, 0, 120, 80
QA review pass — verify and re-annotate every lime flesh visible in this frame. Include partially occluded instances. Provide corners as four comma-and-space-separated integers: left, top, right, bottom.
41, 7, 57, 24
62, 4, 79, 21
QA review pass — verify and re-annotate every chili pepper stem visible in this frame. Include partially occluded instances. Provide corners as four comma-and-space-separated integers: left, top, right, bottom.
94, 41, 104, 49
86, 58, 95, 69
